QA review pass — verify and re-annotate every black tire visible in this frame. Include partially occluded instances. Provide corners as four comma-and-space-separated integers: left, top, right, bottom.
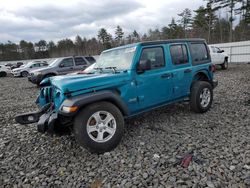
0, 71, 7, 77
73, 101, 124, 153
21, 71, 29, 77
190, 81, 213, 113
221, 58, 228, 70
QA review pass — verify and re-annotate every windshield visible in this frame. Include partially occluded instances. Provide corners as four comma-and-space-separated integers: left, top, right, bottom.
49, 58, 61, 67
94, 46, 136, 71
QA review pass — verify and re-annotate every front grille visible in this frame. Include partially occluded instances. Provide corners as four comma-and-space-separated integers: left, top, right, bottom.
42, 86, 54, 103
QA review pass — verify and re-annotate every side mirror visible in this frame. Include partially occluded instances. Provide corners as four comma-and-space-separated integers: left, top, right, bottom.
137, 59, 151, 73
218, 50, 224, 53
59, 64, 64, 68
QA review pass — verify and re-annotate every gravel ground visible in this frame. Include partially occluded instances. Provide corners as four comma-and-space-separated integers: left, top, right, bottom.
0, 64, 250, 188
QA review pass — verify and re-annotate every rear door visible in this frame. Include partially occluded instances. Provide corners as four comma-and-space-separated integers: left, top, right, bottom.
74, 57, 88, 71
168, 43, 193, 99
57, 58, 74, 74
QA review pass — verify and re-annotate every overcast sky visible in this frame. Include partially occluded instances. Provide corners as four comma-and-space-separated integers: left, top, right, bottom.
0, 0, 206, 43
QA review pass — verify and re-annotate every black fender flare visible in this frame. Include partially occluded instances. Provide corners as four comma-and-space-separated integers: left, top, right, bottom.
58, 90, 130, 117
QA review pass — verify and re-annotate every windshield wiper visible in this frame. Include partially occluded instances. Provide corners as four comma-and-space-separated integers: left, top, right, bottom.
104, 67, 118, 73
94, 67, 104, 73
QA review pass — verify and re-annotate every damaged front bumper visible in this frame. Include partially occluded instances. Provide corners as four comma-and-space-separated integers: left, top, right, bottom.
15, 103, 58, 133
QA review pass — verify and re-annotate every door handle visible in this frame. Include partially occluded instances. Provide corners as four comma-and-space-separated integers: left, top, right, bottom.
70, 67, 73, 70
161, 73, 172, 79
184, 69, 192, 73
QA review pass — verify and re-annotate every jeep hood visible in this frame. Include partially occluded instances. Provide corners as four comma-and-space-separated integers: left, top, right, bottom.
48, 73, 131, 95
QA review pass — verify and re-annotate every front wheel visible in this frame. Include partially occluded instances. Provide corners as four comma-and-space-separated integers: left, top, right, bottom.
0, 71, 7, 77
21, 71, 29, 77
190, 81, 213, 113
221, 58, 228, 70
73, 101, 124, 153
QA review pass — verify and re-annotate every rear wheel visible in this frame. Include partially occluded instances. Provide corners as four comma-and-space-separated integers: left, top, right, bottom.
221, 58, 228, 70
73, 101, 124, 153
0, 71, 7, 77
190, 81, 213, 113
21, 71, 29, 77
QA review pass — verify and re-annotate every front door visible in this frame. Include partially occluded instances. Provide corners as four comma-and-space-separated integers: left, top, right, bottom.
135, 46, 173, 111
58, 58, 74, 74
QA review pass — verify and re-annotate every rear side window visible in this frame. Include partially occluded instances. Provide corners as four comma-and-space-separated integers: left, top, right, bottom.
60, 58, 74, 67
170, 44, 188, 65
74, 57, 87, 66
190, 43, 209, 64
85, 57, 96, 64
140, 47, 165, 70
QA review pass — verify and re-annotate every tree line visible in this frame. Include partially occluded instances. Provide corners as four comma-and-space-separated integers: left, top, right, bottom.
0, 0, 249, 61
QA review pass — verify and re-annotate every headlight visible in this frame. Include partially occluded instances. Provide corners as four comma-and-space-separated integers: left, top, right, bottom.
61, 106, 78, 113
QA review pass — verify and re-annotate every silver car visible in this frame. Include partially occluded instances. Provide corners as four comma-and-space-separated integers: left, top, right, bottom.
12, 61, 48, 77
28, 56, 95, 85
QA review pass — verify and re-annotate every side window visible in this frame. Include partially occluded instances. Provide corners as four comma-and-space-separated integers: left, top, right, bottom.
41, 63, 48, 66
85, 57, 96, 63
212, 47, 217, 53
190, 43, 209, 64
215, 47, 221, 53
74, 57, 87, 66
33, 63, 40, 67
140, 47, 165, 70
170, 44, 188, 65
60, 58, 74, 67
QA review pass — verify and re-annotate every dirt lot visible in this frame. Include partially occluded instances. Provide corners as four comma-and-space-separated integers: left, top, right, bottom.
0, 64, 250, 188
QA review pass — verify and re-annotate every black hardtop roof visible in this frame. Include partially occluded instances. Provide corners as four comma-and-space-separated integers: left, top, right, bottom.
140, 38, 206, 46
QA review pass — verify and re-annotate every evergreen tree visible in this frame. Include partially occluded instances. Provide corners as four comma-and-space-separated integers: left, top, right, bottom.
215, 0, 239, 42
178, 8, 193, 37
114, 25, 124, 46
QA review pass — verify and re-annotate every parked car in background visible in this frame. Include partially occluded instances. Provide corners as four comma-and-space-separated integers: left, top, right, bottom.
67, 63, 96, 75
28, 56, 95, 85
0, 65, 11, 77
208, 45, 229, 70
16, 39, 217, 153
12, 61, 48, 77
10, 62, 24, 70
5, 63, 14, 68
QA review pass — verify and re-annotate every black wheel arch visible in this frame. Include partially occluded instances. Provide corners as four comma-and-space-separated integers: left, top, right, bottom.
43, 73, 57, 79
191, 71, 212, 91
58, 90, 129, 117
225, 56, 228, 62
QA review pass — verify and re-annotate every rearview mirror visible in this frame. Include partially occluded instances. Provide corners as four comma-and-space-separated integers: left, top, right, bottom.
137, 59, 151, 73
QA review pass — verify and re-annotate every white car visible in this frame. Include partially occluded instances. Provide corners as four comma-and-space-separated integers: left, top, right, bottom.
208, 45, 229, 70
0, 65, 11, 77
12, 60, 48, 77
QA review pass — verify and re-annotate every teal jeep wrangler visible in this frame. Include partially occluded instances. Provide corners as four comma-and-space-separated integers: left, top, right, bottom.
16, 39, 218, 153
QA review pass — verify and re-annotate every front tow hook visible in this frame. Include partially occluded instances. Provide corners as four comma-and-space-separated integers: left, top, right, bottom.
15, 103, 51, 125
